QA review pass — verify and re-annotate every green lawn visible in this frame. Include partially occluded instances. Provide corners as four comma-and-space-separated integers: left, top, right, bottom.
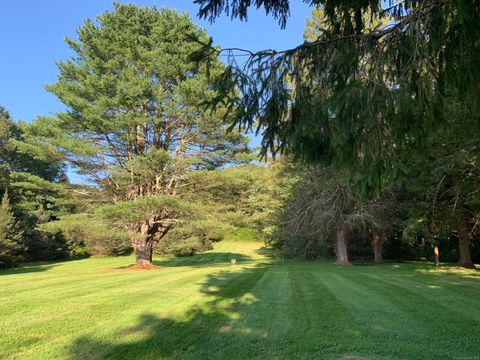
1, 240, 479, 360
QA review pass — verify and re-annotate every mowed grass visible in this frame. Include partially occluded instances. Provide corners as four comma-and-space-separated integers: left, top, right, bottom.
1, 239, 479, 360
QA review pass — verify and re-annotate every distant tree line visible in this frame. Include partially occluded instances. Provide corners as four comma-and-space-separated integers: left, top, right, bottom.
269, 160, 480, 267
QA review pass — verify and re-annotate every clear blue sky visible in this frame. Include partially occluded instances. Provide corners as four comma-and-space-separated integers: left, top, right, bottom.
0, 0, 313, 123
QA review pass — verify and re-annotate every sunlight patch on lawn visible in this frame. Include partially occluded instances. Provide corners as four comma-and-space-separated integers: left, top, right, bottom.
415, 266, 480, 279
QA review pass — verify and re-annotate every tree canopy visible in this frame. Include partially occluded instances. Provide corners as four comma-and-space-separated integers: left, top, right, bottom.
194, 0, 480, 194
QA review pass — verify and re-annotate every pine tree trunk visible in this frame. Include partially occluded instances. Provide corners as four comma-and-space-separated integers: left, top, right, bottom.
453, 180, 475, 268
458, 231, 475, 269
335, 225, 350, 265
133, 240, 153, 267
456, 210, 475, 269
372, 229, 383, 264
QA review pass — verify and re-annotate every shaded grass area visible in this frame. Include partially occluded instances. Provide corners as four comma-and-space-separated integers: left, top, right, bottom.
0, 239, 479, 360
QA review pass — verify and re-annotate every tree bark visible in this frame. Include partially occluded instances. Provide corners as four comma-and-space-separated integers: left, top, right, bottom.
458, 229, 475, 269
133, 240, 153, 266
456, 210, 476, 269
335, 225, 350, 265
453, 179, 475, 268
372, 229, 383, 264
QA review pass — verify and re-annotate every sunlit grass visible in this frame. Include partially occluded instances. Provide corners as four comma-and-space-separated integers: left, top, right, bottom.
1, 240, 479, 359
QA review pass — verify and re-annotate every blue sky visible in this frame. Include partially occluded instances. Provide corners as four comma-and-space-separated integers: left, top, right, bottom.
0, 0, 313, 123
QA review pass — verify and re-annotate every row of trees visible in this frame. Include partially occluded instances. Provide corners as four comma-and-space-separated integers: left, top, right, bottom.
270, 160, 480, 267
2, 2, 478, 269
0, 4, 283, 268
193, 0, 480, 268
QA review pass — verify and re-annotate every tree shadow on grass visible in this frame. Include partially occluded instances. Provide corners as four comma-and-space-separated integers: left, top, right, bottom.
0, 262, 60, 276
254, 246, 280, 258
68, 263, 275, 360
67, 258, 480, 360
154, 252, 253, 267
111, 252, 254, 270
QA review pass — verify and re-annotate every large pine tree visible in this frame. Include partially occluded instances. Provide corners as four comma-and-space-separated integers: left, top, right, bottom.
22, 4, 248, 266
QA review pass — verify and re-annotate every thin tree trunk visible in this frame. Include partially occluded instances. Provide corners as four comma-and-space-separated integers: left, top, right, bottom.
136, 124, 145, 155
335, 225, 350, 265
433, 240, 440, 266
372, 229, 383, 264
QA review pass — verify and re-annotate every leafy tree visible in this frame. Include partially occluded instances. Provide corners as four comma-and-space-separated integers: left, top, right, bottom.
97, 196, 193, 265
0, 191, 23, 267
8, 172, 94, 260
39, 210, 131, 258
22, 4, 249, 265
271, 166, 346, 262
186, 162, 291, 237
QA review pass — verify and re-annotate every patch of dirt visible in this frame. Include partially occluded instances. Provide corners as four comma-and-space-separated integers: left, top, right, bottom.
98, 264, 160, 273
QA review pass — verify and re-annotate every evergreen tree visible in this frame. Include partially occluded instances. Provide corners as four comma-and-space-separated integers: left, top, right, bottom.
22, 4, 249, 265
194, 0, 480, 193
404, 140, 480, 268
195, 0, 480, 266
0, 191, 23, 267
0, 106, 64, 189
0, 106, 67, 263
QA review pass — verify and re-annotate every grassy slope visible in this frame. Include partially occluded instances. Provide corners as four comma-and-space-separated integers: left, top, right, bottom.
0, 239, 479, 360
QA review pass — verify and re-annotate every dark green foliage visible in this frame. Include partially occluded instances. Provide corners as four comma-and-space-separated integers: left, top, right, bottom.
193, 0, 480, 266
195, 0, 291, 27
0, 191, 23, 267
270, 162, 405, 262
401, 140, 480, 266
195, 0, 480, 195
195, 0, 382, 29
271, 166, 352, 260
0, 106, 64, 188
40, 213, 131, 257
8, 173, 83, 260
0, 107, 68, 263
155, 235, 214, 257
